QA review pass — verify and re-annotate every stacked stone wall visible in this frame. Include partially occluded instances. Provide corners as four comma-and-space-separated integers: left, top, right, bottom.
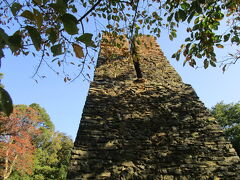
67, 35, 240, 180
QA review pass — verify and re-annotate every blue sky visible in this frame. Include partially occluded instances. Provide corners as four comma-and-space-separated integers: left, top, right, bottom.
1, 15, 240, 140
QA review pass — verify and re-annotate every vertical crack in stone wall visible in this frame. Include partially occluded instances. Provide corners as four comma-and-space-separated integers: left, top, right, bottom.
67, 35, 240, 180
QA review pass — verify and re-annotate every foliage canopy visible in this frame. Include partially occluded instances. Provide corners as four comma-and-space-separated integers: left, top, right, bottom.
211, 101, 240, 155
0, 105, 41, 180
0, 103, 73, 180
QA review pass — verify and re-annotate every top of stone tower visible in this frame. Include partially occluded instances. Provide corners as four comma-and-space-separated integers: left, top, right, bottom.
99, 34, 161, 61
95, 33, 182, 84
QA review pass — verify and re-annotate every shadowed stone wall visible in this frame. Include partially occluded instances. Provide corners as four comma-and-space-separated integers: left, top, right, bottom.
67, 35, 240, 180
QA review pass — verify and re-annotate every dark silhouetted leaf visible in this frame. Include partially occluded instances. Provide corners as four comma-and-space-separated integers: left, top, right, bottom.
178, 9, 187, 21
49, 0, 67, 14
63, 77, 68, 82
76, 33, 96, 47
187, 12, 195, 23
0, 87, 13, 116
189, 59, 196, 67
171, 53, 176, 58
58, 60, 61, 67
204, 59, 209, 69
224, 34, 230, 42
167, 13, 174, 22
0, 28, 9, 44
21, 10, 35, 21
51, 44, 62, 56
174, 12, 179, 22
33, 9, 43, 29
176, 53, 180, 61
0, 49, 4, 60
8, 31, 22, 51
106, 24, 113, 29
33, 0, 42, 5
60, 13, 78, 35
46, 28, 58, 44
210, 60, 216, 67
0, 28, 20, 52
171, 31, 177, 38
222, 64, 227, 72
25, 26, 41, 51
11, 2, 22, 16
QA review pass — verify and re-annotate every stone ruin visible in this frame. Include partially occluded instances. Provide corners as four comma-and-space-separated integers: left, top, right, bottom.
67, 34, 240, 179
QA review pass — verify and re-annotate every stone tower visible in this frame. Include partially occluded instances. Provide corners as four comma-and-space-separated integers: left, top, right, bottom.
67, 34, 240, 179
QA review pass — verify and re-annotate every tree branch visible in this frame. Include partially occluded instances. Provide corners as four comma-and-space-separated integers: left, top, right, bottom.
77, 0, 103, 23
32, 45, 46, 78
128, 1, 143, 79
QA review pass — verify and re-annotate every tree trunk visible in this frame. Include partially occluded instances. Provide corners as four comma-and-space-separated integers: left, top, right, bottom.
133, 60, 143, 79
3, 148, 18, 180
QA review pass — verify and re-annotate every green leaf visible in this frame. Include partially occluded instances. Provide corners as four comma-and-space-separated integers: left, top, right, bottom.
0, 87, 13, 116
46, 28, 58, 44
70, 5, 77, 13
187, 12, 195, 23
11, 2, 22, 16
8, 31, 22, 51
192, 1, 202, 13
25, 26, 41, 51
32, 0, 42, 5
167, 13, 174, 22
0, 49, 4, 60
75, 33, 96, 47
43, 0, 50, 3
21, 10, 35, 21
60, 13, 78, 35
192, 24, 199, 31
194, 17, 200, 24
72, 44, 84, 58
231, 35, 240, 44
183, 59, 188, 66
224, 34, 230, 42
171, 53, 176, 58
51, 44, 62, 56
33, 9, 43, 29
0, 28, 20, 52
210, 60, 216, 67
0, 28, 9, 44
171, 31, 177, 38
189, 59, 196, 67
180, 2, 190, 10
174, 12, 179, 22
186, 43, 191, 49
178, 9, 187, 21
176, 53, 180, 61
49, 0, 67, 14
204, 59, 209, 69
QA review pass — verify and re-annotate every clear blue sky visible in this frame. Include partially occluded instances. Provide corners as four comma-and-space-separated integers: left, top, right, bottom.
1, 24, 240, 140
